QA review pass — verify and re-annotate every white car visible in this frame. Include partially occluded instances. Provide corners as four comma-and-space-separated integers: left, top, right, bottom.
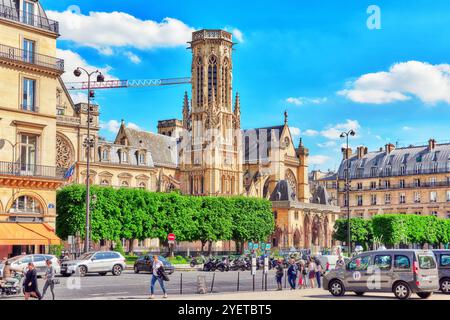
5, 254, 60, 276
60, 251, 126, 277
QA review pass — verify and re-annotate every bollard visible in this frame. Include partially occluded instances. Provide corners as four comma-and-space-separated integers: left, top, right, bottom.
210, 273, 215, 293
261, 272, 264, 290
284, 270, 287, 289
253, 274, 255, 292
180, 273, 183, 295
237, 272, 240, 292
264, 272, 268, 291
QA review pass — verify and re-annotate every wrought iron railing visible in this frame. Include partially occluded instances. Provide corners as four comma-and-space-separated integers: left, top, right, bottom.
0, 43, 64, 72
339, 180, 450, 192
0, 161, 67, 180
0, 4, 59, 34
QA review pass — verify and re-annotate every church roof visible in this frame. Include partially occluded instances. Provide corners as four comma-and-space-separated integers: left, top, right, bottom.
242, 125, 285, 163
337, 143, 450, 179
122, 127, 178, 168
269, 180, 296, 202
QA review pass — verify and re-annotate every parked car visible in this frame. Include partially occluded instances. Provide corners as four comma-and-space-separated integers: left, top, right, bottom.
432, 249, 450, 294
60, 251, 126, 277
323, 249, 439, 299
2, 254, 60, 277
133, 255, 175, 275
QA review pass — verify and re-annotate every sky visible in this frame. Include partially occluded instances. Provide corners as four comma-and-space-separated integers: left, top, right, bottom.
41, 0, 450, 171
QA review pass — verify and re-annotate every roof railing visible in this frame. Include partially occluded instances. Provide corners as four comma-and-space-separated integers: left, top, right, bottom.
0, 4, 59, 34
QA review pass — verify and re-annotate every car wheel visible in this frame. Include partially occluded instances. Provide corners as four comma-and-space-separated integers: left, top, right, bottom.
393, 282, 411, 300
134, 266, 139, 274
417, 292, 433, 299
440, 279, 450, 294
354, 292, 365, 296
329, 280, 345, 297
77, 265, 87, 277
99, 272, 107, 276
112, 264, 123, 276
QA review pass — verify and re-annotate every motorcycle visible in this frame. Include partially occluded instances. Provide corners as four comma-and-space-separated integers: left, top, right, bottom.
190, 255, 205, 268
229, 258, 247, 271
0, 272, 24, 297
202, 258, 218, 272
216, 257, 230, 272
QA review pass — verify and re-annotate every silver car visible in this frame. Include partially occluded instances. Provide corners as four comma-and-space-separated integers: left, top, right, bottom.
432, 249, 450, 293
60, 251, 126, 277
323, 249, 439, 299
1, 254, 60, 277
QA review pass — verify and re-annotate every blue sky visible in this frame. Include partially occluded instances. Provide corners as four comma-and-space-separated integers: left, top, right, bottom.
42, 0, 450, 171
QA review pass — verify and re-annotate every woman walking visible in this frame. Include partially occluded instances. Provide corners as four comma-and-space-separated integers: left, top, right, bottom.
298, 261, 307, 289
275, 258, 284, 290
308, 258, 316, 289
24, 263, 41, 300
42, 259, 57, 300
315, 259, 323, 288
149, 255, 168, 299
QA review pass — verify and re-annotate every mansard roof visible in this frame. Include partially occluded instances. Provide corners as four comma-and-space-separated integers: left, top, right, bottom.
337, 143, 450, 179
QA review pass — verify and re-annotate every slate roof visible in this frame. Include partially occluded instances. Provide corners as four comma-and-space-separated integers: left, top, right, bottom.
242, 125, 284, 163
310, 185, 332, 205
269, 180, 296, 202
123, 128, 178, 167
337, 143, 450, 179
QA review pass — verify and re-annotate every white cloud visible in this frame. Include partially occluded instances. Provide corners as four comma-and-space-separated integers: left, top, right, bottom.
100, 120, 142, 133
286, 97, 327, 106
309, 155, 331, 165
303, 129, 319, 136
70, 92, 88, 104
338, 61, 450, 105
47, 10, 195, 54
231, 28, 244, 43
317, 141, 337, 148
57, 49, 118, 83
290, 127, 301, 137
124, 51, 141, 64
402, 126, 414, 131
320, 119, 361, 140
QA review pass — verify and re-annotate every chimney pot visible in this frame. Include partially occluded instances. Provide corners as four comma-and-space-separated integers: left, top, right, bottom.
385, 143, 395, 154
428, 139, 436, 150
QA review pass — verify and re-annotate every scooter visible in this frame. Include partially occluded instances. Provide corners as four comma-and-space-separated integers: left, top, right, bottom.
0, 273, 24, 296
216, 257, 230, 272
202, 258, 218, 272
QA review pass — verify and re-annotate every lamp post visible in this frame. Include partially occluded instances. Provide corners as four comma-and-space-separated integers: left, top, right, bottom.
340, 129, 355, 256
73, 67, 104, 253
0, 138, 18, 164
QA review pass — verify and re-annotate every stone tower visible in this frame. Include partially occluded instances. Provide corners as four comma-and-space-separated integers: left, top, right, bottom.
180, 29, 242, 195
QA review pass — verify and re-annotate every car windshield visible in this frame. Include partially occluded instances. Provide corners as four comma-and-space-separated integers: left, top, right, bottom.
418, 255, 436, 269
78, 253, 94, 260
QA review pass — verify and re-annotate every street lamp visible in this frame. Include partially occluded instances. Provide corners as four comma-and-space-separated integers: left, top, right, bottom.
340, 129, 355, 256
73, 67, 105, 253
0, 138, 18, 164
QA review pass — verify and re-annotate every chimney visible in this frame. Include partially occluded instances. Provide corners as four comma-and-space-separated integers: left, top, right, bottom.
428, 138, 436, 150
385, 143, 395, 154
357, 146, 368, 159
341, 147, 352, 160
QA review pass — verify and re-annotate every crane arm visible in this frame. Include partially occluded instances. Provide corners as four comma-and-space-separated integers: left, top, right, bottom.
66, 77, 191, 90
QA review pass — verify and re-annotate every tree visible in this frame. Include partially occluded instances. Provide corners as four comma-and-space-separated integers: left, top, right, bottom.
333, 217, 373, 249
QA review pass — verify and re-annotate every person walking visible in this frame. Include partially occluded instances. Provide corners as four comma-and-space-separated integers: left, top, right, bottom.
42, 259, 57, 300
275, 258, 284, 291
149, 255, 167, 299
315, 259, 323, 288
308, 258, 316, 289
287, 259, 298, 290
298, 261, 307, 289
24, 263, 41, 300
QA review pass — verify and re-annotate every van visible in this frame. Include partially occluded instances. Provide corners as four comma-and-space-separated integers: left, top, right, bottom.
432, 249, 450, 294
323, 249, 439, 299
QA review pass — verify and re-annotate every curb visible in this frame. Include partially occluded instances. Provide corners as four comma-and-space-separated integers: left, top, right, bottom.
125, 265, 201, 272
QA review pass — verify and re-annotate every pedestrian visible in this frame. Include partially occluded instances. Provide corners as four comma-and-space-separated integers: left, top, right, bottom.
336, 255, 345, 269
308, 258, 316, 289
1, 260, 19, 286
315, 259, 323, 288
275, 258, 284, 291
24, 263, 41, 300
298, 261, 306, 289
149, 255, 167, 299
42, 259, 57, 300
287, 259, 298, 290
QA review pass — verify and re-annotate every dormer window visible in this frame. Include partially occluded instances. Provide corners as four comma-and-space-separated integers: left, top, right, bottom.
120, 149, 128, 163
22, 1, 36, 26
102, 149, 109, 161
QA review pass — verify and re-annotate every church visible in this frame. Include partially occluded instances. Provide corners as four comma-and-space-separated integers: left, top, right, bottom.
56, 29, 340, 251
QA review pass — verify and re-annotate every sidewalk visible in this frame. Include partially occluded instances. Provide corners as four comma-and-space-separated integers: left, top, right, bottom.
125, 264, 200, 271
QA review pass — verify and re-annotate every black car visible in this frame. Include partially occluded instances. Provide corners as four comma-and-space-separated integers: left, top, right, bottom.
133, 255, 175, 275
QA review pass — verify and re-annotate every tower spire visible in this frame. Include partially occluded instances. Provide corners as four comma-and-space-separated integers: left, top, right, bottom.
284, 110, 288, 125
182, 91, 190, 130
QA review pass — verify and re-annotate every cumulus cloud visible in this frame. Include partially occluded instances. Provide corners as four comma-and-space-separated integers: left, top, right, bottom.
290, 127, 301, 137
402, 126, 414, 131
320, 119, 361, 140
124, 51, 141, 64
70, 92, 88, 104
286, 97, 327, 106
317, 141, 337, 148
303, 129, 319, 136
338, 61, 450, 105
100, 120, 141, 133
309, 155, 331, 165
47, 10, 195, 54
231, 28, 244, 43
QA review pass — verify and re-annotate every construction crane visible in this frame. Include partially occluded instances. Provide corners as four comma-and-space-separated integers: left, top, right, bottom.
66, 77, 191, 90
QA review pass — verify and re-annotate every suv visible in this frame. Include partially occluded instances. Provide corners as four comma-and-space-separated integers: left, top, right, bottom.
60, 251, 126, 277
323, 249, 439, 299
432, 249, 450, 293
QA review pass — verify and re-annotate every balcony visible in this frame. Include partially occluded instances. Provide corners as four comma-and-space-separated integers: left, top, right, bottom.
339, 180, 450, 192
0, 162, 67, 189
0, 4, 59, 34
0, 43, 64, 73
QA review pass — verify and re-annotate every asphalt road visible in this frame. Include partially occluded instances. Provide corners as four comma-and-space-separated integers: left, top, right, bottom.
2, 270, 449, 300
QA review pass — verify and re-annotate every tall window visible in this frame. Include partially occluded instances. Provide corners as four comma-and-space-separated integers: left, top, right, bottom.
196, 57, 204, 106
385, 193, 391, 205
400, 165, 406, 175
139, 153, 145, 165
371, 194, 377, 205
22, 78, 36, 111
414, 191, 421, 203
207, 55, 217, 101
370, 181, 377, 189
399, 179, 406, 188
399, 193, 406, 204
429, 177, 436, 187
20, 134, 36, 170
357, 195, 363, 206
447, 190, 450, 202
430, 191, 437, 203
23, 39, 35, 64
222, 58, 229, 105
413, 178, 421, 187
370, 167, 377, 177
22, 1, 35, 25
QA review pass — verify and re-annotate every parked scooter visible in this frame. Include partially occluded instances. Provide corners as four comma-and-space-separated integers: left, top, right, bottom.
216, 257, 230, 272
190, 255, 205, 268
202, 258, 218, 272
0, 272, 24, 296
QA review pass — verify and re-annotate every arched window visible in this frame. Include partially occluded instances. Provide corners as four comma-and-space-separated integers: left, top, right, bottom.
121, 181, 129, 187
100, 180, 109, 186
102, 149, 109, 161
222, 58, 229, 105
138, 182, 146, 189
139, 153, 145, 165
208, 55, 217, 101
196, 57, 204, 106
9, 195, 42, 214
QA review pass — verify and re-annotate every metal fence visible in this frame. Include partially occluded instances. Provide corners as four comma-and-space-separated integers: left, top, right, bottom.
0, 43, 64, 72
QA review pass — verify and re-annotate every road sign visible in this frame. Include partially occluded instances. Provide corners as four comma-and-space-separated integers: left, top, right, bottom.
168, 233, 176, 241
248, 242, 253, 250
265, 243, 271, 250
263, 257, 269, 274
251, 257, 257, 276
253, 243, 259, 250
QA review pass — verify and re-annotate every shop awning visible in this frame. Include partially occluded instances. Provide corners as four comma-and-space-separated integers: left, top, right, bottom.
0, 222, 61, 245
